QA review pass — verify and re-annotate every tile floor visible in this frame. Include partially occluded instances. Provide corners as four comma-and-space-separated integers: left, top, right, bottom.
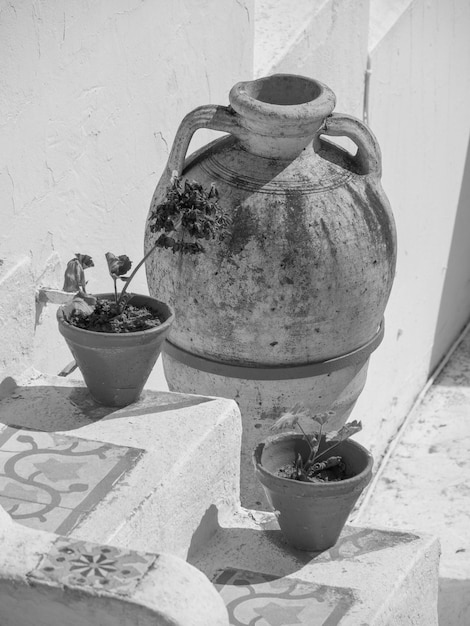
213, 567, 355, 626
0, 425, 143, 535
29, 537, 156, 595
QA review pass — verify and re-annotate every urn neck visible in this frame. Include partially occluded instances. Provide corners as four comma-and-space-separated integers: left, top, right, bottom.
229, 74, 336, 159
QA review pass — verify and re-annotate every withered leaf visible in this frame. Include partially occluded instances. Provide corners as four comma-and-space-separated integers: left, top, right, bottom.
105, 252, 132, 279
63, 254, 93, 293
325, 420, 362, 443
311, 410, 336, 427
61, 290, 97, 321
270, 402, 309, 431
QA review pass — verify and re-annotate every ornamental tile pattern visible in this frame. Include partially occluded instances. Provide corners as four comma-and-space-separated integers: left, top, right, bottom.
212, 568, 356, 626
29, 537, 156, 595
0, 425, 143, 534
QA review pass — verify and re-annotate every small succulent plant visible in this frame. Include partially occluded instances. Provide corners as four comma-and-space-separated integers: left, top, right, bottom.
271, 403, 362, 482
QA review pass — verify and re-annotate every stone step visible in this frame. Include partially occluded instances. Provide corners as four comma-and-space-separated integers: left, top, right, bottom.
189, 509, 440, 625
354, 326, 470, 625
0, 509, 229, 626
0, 369, 242, 559
0, 369, 442, 624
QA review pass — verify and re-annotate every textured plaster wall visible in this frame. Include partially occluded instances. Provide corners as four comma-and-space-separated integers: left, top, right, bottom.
0, 0, 253, 378
255, 0, 369, 117
350, 0, 470, 460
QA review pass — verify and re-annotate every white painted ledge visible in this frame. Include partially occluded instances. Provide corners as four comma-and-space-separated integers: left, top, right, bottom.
0, 520, 229, 626
36, 287, 75, 304
191, 509, 440, 625
0, 370, 243, 559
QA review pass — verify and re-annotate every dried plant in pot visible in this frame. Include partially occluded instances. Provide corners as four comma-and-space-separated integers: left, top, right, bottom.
57, 175, 229, 407
57, 253, 174, 408
253, 405, 373, 551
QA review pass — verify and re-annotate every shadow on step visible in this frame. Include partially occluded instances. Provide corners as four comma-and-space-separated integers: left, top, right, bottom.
0, 377, 212, 432
439, 578, 470, 626
188, 522, 427, 624
189, 520, 420, 577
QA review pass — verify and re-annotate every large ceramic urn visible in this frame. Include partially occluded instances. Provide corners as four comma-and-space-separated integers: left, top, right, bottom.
145, 74, 396, 505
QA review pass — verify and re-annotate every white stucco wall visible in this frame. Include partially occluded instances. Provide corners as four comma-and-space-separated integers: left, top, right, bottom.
0, 0, 253, 378
255, 0, 370, 117
352, 0, 470, 460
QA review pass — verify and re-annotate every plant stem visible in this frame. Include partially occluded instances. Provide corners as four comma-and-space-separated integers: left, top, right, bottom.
296, 422, 313, 455
295, 422, 324, 472
314, 440, 343, 463
307, 425, 322, 465
118, 242, 159, 304
113, 278, 118, 303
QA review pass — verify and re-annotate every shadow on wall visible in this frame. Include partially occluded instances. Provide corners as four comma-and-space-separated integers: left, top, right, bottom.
430, 136, 470, 374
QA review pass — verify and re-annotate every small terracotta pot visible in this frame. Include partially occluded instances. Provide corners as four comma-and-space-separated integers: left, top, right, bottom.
253, 433, 373, 551
57, 293, 174, 407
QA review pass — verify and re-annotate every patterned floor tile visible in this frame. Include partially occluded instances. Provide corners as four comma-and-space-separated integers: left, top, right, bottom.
213, 568, 356, 626
0, 425, 143, 534
0, 497, 73, 531
29, 537, 156, 595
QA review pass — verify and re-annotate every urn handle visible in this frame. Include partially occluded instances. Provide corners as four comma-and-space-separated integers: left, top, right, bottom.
165, 104, 246, 178
322, 113, 382, 177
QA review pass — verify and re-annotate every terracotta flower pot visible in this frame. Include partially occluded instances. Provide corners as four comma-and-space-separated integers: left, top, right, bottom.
57, 293, 174, 407
253, 433, 373, 551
